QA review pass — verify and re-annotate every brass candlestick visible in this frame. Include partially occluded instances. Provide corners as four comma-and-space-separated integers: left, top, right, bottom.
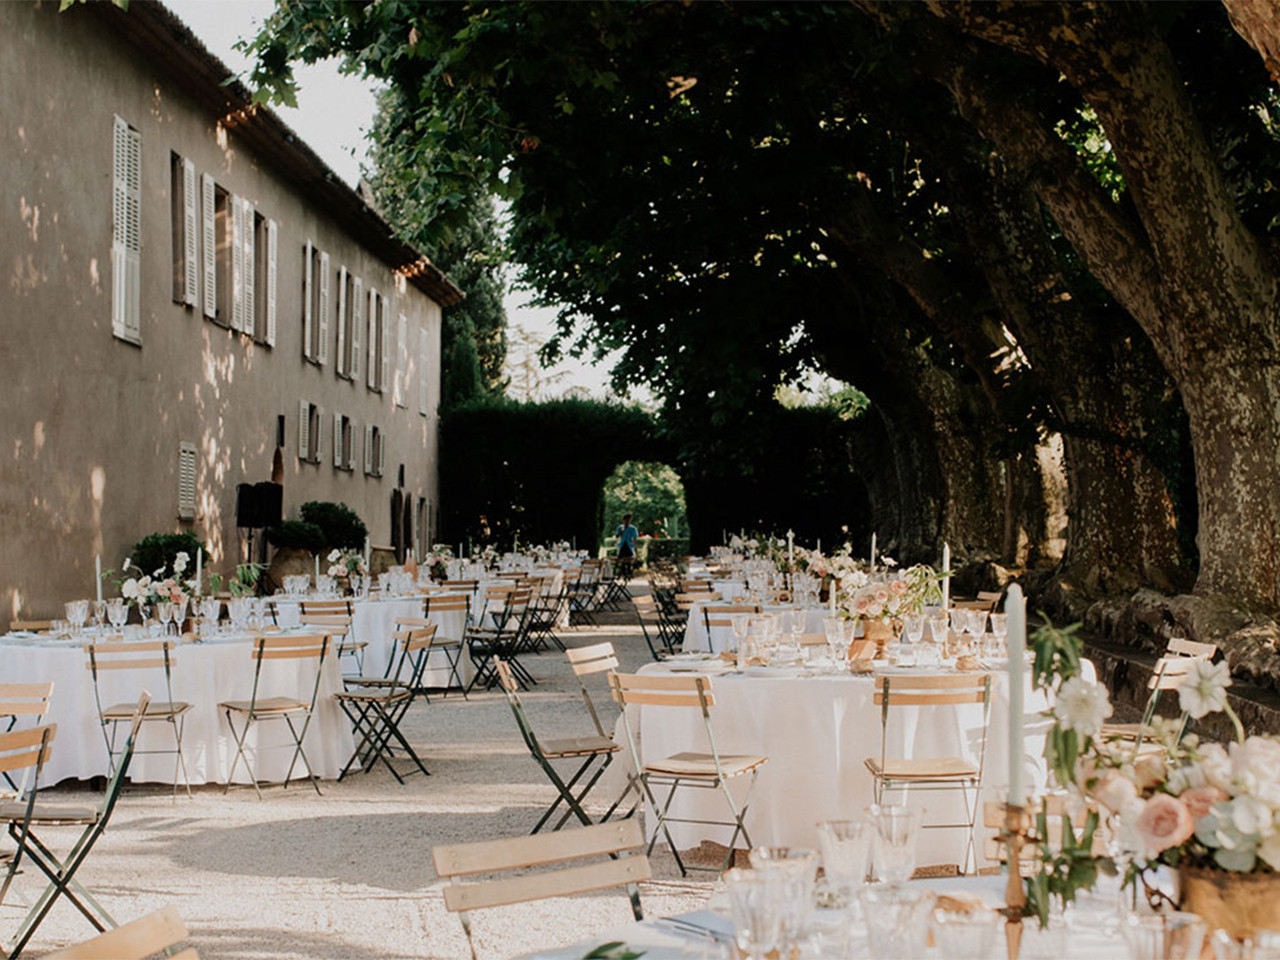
998, 803, 1032, 960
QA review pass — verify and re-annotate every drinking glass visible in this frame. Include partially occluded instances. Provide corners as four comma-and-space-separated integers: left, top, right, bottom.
174, 598, 189, 635
157, 601, 174, 637
857, 884, 934, 959
728, 613, 750, 654
990, 613, 1008, 640
91, 599, 107, 633
929, 616, 949, 646
748, 847, 817, 950
65, 600, 88, 638
968, 609, 988, 638
948, 607, 967, 634
823, 617, 846, 672
903, 613, 925, 645
816, 820, 871, 904
1123, 912, 1207, 960
201, 598, 222, 633
868, 804, 923, 883
789, 609, 806, 647
930, 907, 1002, 959
107, 598, 128, 631
724, 868, 787, 960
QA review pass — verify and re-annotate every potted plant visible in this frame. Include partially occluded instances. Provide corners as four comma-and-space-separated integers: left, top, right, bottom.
265, 520, 325, 586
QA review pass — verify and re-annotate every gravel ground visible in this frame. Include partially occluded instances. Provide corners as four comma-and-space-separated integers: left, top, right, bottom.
4, 598, 716, 960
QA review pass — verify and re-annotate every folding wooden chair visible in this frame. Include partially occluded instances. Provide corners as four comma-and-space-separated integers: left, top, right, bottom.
4, 697, 149, 958
423, 593, 472, 697
494, 660, 629, 834
42, 904, 196, 959
598, 557, 632, 609
434, 820, 650, 960
300, 600, 364, 674
219, 634, 331, 799
1101, 638, 1217, 750
466, 590, 534, 692
85, 640, 193, 799
702, 604, 761, 653
523, 577, 568, 653
335, 623, 435, 783
609, 672, 767, 876
631, 595, 675, 660
0, 683, 53, 792
0, 724, 55, 928
867, 672, 992, 874
9, 620, 53, 634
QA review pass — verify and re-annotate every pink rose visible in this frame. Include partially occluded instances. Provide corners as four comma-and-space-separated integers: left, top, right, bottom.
890, 579, 907, 596
1091, 771, 1138, 814
1133, 794, 1194, 856
1179, 786, 1228, 821
1130, 754, 1166, 791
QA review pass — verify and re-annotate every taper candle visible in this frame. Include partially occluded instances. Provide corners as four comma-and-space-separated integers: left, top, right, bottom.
1006, 583, 1028, 806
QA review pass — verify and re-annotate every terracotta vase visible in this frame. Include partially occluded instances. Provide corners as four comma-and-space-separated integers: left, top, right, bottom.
862, 619, 896, 659
1179, 866, 1280, 942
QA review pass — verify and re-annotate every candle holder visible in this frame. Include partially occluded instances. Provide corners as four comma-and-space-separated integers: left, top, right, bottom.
997, 802, 1032, 960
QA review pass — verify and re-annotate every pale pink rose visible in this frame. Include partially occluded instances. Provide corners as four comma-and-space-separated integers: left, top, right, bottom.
1133, 794, 1194, 856
874, 587, 890, 603
1179, 786, 1228, 821
853, 596, 870, 615
890, 579, 907, 596
1130, 754, 1166, 791
1091, 771, 1138, 814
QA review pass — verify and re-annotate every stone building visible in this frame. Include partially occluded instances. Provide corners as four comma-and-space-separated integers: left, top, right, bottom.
0, 0, 462, 624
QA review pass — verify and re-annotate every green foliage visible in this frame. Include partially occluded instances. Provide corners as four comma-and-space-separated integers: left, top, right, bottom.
581, 943, 645, 960
1025, 807, 1108, 927
601, 461, 687, 541
229, 563, 264, 598
129, 532, 205, 578
1031, 617, 1087, 787
265, 521, 325, 554
299, 502, 368, 552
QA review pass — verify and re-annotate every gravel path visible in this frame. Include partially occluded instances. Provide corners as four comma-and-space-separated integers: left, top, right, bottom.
6, 600, 716, 959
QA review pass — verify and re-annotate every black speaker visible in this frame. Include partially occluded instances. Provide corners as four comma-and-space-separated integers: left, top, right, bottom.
235, 484, 257, 528
235, 482, 283, 528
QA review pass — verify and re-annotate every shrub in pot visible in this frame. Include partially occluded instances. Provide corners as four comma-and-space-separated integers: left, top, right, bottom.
299, 501, 367, 552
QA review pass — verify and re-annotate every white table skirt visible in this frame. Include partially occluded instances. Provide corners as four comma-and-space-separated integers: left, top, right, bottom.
601, 659, 1095, 869
0, 633, 356, 786
274, 596, 472, 688
682, 603, 827, 653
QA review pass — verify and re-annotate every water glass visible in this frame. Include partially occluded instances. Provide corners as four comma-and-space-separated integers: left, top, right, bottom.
858, 884, 934, 959
107, 598, 128, 631
1123, 913, 1207, 960
156, 601, 174, 636
931, 907, 1002, 959
903, 613, 925, 645
823, 617, 846, 670
748, 846, 817, 949
929, 615, 949, 645
724, 868, 788, 960
729, 613, 750, 653
91, 599, 107, 632
968, 609, 988, 637
816, 820, 871, 902
990, 613, 1008, 639
868, 804, 922, 883
174, 598, 189, 635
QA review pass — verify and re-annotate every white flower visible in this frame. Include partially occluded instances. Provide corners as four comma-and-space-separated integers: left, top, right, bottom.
122, 557, 132, 571
120, 578, 138, 599
1198, 743, 1234, 793
1053, 675, 1114, 739
1259, 832, 1280, 871
1178, 659, 1231, 719
1231, 737, 1280, 793
1230, 795, 1274, 838
328, 549, 342, 562
173, 552, 189, 574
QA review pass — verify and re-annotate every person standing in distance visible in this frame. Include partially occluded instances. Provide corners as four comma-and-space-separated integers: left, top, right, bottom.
616, 513, 639, 579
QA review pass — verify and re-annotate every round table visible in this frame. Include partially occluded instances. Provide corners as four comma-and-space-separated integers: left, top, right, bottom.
603, 657, 1094, 869
0, 631, 356, 786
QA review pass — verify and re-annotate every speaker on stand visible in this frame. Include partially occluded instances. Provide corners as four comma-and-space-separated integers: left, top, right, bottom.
236, 482, 283, 595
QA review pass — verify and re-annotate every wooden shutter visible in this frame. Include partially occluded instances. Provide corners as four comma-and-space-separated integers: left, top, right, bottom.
123, 125, 141, 341
241, 199, 255, 335
298, 400, 310, 461
230, 195, 244, 331
364, 425, 374, 474
333, 412, 343, 468
366, 288, 378, 388
201, 174, 217, 319
378, 429, 386, 477
182, 159, 198, 307
351, 277, 363, 379
314, 405, 323, 463
112, 117, 141, 341
317, 251, 331, 365
381, 304, 392, 397
335, 266, 348, 376
394, 312, 407, 407
177, 442, 197, 520
419, 328, 430, 415
265, 219, 278, 346
302, 240, 314, 360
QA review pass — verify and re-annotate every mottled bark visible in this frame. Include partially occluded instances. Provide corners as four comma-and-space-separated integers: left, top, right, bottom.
1222, 0, 1280, 81
921, 2, 1280, 607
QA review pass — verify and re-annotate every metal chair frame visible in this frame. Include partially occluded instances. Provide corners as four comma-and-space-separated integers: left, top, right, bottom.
0, 683, 53, 792
0, 724, 55, 934
300, 600, 363, 674
422, 593, 472, 698
466, 591, 535, 692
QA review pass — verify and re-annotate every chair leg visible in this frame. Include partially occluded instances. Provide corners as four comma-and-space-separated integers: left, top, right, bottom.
645, 778, 688, 877
531, 757, 596, 834
223, 711, 262, 800
718, 770, 759, 873
282, 712, 322, 796
171, 715, 193, 801
549, 755, 613, 831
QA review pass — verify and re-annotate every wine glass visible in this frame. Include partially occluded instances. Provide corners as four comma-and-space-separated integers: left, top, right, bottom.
174, 598, 189, 635
903, 613, 925, 646
729, 613, 750, 654
107, 598, 128, 632
724, 868, 787, 960
157, 601, 174, 637
816, 820, 871, 905
789, 608, 806, 650
868, 804, 923, 883
65, 600, 88, 638
91, 599, 107, 634
823, 616, 846, 672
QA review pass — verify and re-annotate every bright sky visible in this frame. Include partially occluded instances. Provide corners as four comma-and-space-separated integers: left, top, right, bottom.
163, 0, 619, 400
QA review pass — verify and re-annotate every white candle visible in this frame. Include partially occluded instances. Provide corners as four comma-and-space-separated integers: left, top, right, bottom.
870, 533, 877, 572
816, 538, 821, 555
829, 582, 837, 616
195, 549, 203, 597
787, 529, 794, 568
315, 553, 320, 582
941, 542, 951, 610
1006, 583, 1028, 806
364, 536, 371, 570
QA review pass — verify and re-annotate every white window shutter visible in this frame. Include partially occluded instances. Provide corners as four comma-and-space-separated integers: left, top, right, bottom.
378, 430, 386, 477
335, 266, 347, 376
333, 412, 343, 468
182, 159, 198, 307
314, 405, 323, 463
124, 127, 141, 341
364, 425, 373, 474
298, 400, 310, 461
317, 251, 331, 365
177, 442, 197, 520
302, 240, 314, 360
381, 305, 392, 398
265, 219, 278, 346
241, 199, 255, 335
346, 419, 355, 470
111, 118, 128, 338
201, 174, 217, 320
419, 329, 430, 415
230, 195, 244, 331
394, 312, 407, 407
366, 288, 378, 388
351, 277, 363, 379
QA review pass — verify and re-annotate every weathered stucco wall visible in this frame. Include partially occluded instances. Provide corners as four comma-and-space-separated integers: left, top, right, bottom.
0, 3, 443, 623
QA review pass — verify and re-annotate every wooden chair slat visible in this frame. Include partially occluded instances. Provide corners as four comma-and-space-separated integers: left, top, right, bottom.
87, 640, 174, 654
0, 703, 49, 716
1167, 638, 1217, 658
873, 673, 991, 689
434, 820, 645, 878
442, 856, 650, 914
85, 658, 170, 671
610, 690, 714, 708
874, 691, 989, 706
0, 682, 54, 698
42, 905, 190, 960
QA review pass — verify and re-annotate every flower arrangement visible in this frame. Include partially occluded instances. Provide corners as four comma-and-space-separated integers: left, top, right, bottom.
839, 563, 938, 621
326, 548, 366, 579
1023, 619, 1274, 928
117, 552, 193, 610
424, 544, 454, 581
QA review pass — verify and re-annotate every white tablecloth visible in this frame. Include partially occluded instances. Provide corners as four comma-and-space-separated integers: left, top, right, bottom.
274, 596, 472, 688
682, 602, 827, 653
0, 632, 356, 786
604, 658, 1095, 869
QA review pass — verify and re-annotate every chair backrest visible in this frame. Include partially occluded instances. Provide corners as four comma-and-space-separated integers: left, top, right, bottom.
1167, 637, 1217, 659
383, 622, 438, 687
679, 580, 713, 593
432, 819, 649, 918
873, 672, 991, 707
301, 600, 352, 617
797, 633, 827, 647
246, 634, 330, 712
566, 643, 618, 737
11, 619, 54, 632
704, 604, 760, 630
608, 672, 714, 710
0, 682, 54, 726
427, 593, 471, 614
43, 905, 196, 960
85, 641, 178, 714
299, 614, 351, 638
0, 723, 56, 907
443, 579, 479, 590
1149, 655, 1201, 691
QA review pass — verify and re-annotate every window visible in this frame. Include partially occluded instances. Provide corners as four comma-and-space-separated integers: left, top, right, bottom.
298, 400, 323, 463
177, 442, 197, 520
332, 413, 355, 471
394, 312, 408, 408
366, 287, 387, 392
170, 152, 197, 308
213, 184, 232, 327
201, 173, 217, 320
419, 327, 431, 415
253, 214, 278, 346
302, 241, 331, 363
363, 425, 385, 477
336, 268, 365, 379
112, 115, 141, 343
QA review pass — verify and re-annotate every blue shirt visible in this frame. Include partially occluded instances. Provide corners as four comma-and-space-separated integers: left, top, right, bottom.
617, 524, 639, 549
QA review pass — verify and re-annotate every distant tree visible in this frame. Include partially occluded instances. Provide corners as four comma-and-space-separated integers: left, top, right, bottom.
602, 461, 688, 541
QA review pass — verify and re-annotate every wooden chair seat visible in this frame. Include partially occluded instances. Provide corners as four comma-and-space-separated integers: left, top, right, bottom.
337, 640, 368, 652
101, 700, 192, 719
0, 800, 98, 824
218, 696, 308, 714
334, 687, 412, 705
865, 756, 978, 780
540, 735, 620, 759
645, 751, 767, 779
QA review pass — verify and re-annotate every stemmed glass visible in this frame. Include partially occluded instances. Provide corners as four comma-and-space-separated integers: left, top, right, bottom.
91, 599, 107, 635
64, 600, 89, 638
724, 868, 787, 960
990, 613, 1008, 658
107, 598, 128, 633
823, 617, 846, 673
156, 601, 174, 637
201, 598, 222, 637
748, 847, 817, 952
816, 820, 871, 908
902, 613, 925, 647
729, 613, 750, 655
174, 598, 189, 636
868, 803, 923, 883
789, 608, 806, 655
